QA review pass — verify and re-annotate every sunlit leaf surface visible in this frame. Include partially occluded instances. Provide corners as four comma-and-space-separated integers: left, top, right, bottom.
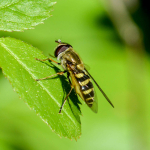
0, 37, 81, 140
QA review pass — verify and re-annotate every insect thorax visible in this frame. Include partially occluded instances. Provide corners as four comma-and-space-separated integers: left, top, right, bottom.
59, 48, 84, 71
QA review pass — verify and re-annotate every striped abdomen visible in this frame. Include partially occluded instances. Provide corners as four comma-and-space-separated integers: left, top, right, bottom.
75, 71, 94, 108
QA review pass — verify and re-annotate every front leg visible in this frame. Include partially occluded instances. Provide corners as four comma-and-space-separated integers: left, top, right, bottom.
35, 58, 61, 65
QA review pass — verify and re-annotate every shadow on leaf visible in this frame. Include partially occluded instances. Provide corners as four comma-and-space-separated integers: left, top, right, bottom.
37, 59, 82, 124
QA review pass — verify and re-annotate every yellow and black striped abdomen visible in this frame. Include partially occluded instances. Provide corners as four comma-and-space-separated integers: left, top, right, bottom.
75, 71, 95, 108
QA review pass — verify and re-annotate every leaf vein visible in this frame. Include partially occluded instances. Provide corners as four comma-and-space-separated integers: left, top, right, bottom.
0, 41, 77, 127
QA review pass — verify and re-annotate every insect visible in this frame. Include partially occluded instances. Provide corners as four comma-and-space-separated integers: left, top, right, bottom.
36, 40, 114, 113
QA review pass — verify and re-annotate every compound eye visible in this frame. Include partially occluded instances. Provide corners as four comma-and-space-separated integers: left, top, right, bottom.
54, 45, 70, 57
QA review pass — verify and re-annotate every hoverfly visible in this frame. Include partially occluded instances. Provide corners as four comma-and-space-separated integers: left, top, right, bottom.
36, 40, 114, 113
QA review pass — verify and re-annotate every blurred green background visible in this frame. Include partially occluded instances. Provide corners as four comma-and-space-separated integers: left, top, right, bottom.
0, 0, 150, 150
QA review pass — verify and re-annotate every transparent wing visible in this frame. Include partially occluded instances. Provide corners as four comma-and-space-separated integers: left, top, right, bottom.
84, 68, 114, 108
83, 63, 90, 70
90, 87, 98, 113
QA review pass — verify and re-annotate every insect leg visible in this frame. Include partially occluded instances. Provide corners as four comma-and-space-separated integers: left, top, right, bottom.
35, 71, 67, 81
59, 72, 73, 114
49, 54, 56, 58
35, 58, 61, 65
59, 85, 73, 114
67, 72, 72, 85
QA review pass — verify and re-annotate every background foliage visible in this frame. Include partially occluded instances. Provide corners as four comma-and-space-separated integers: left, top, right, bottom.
0, 0, 150, 150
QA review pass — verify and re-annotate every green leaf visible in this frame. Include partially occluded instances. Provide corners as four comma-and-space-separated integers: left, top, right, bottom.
0, 37, 81, 140
0, 0, 56, 32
